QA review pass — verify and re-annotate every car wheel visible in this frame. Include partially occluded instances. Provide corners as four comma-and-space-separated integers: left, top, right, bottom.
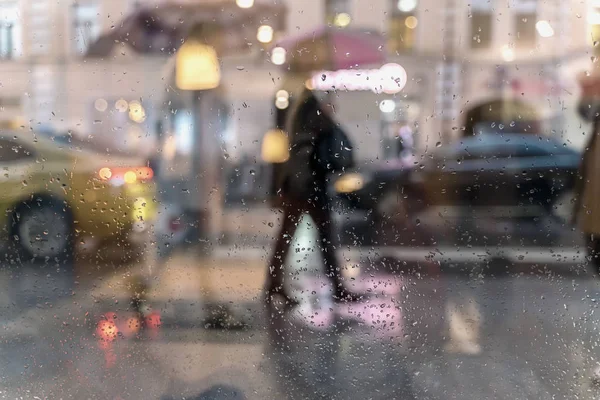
550, 189, 575, 224
12, 198, 74, 259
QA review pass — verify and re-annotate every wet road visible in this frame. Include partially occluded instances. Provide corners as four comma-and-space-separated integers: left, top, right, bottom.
0, 215, 598, 399
0, 251, 599, 398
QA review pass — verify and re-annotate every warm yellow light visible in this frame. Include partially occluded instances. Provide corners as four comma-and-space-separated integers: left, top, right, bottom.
236, 0, 254, 8
98, 167, 112, 180
334, 173, 365, 193
176, 42, 221, 90
257, 25, 274, 44
333, 13, 351, 27
405, 16, 418, 29
115, 99, 128, 113
271, 47, 286, 65
261, 129, 289, 163
501, 45, 515, 62
305, 79, 314, 90
124, 170, 137, 184
128, 101, 146, 123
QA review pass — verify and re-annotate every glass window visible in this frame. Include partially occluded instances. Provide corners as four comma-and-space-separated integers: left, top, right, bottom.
470, 12, 492, 49
388, 0, 418, 52
515, 12, 537, 48
3, 1, 600, 399
72, 3, 100, 54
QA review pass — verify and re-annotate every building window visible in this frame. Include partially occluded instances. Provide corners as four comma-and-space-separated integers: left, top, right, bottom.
0, 3, 19, 60
325, 0, 351, 28
470, 0, 492, 50
589, 5, 600, 53
512, 0, 537, 13
515, 12, 536, 48
72, 3, 100, 54
388, 0, 418, 53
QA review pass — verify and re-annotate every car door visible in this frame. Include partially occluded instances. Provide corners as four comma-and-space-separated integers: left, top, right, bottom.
427, 138, 503, 208
0, 138, 37, 228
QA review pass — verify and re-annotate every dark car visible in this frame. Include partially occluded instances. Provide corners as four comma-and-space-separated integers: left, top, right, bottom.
335, 133, 581, 222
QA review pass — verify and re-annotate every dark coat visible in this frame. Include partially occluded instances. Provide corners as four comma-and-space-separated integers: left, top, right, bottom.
276, 90, 337, 204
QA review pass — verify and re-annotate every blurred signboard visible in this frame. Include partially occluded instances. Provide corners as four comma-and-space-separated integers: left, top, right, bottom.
309, 63, 407, 94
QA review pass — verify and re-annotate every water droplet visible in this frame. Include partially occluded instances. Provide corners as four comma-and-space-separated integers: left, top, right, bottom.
249, 170, 256, 176
435, 141, 442, 147
22, 180, 27, 186
321, 74, 327, 81
236, 66, 245, 71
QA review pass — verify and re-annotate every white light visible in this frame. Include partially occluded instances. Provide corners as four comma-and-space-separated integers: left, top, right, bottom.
379, 99, 396, 113
536, 20, 554, 38
257, 25, 274, 44
589, 11, 600, 25
501, 45, 515, 62
115, 99, 128, 113
236, 0, 254, 8
397, 0, 417, 13
333, 13, 351, 27
275, 97, 289, 110
271, 47, 286, 65
94, 98, 108, 112
276, 90, 289, 100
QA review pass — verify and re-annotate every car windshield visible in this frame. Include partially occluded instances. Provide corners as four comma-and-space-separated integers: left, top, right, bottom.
2, 1, 598, 399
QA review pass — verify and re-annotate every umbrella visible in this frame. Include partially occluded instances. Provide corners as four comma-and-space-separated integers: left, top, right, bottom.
274, 26, 386, 73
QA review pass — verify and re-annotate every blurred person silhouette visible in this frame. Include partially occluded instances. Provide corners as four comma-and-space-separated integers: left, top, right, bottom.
266, 89, 361, 304
575, 90, 600, 275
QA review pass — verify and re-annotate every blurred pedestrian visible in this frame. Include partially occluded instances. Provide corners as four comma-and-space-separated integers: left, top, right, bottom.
266, 89, 361, 304
575, 85, 600, 275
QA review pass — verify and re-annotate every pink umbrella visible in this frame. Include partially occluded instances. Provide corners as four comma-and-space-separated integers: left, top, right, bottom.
274, 26, 386, 72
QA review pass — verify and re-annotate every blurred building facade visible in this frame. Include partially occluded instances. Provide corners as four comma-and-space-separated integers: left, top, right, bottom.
0, 0, 595, 157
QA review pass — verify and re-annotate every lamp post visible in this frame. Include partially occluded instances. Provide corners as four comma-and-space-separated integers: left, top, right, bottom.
175, 23, 222, 254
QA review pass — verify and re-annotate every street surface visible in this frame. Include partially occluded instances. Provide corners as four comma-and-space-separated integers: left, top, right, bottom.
0, 210, 598, 399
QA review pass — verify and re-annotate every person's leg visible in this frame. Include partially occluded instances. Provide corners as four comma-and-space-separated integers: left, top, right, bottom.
266, 200, 301, 296
588, 234, 600, 276
309, 202, 361, 300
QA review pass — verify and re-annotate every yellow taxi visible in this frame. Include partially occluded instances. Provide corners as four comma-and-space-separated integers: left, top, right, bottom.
0, 129, 157, 259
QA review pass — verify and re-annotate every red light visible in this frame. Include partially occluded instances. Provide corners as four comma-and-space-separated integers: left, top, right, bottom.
96, 312, 119, 343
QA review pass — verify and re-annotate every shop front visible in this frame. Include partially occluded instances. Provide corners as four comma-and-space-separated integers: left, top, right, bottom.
461, 61, 576, 138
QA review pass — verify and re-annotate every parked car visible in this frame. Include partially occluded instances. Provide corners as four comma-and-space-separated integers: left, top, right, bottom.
0, 130, 156, 259
335, 133, 581, 222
